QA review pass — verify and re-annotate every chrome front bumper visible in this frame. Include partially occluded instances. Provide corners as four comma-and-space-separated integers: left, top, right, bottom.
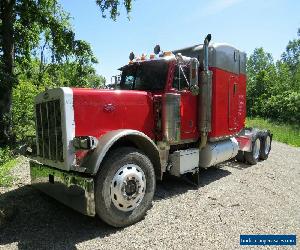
30, 160, 95, 216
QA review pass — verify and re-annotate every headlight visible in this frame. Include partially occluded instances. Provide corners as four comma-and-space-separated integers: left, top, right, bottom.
73, 136, 98, 150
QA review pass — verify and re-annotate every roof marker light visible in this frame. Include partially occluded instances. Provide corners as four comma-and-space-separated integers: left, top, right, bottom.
163, 51, 173, 56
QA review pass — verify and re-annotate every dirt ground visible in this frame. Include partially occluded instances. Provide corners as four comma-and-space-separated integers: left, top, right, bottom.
0, 141, 299, 250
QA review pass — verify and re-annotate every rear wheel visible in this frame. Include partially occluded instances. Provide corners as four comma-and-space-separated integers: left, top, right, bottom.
95, 147, 155, 227
260, 131, 272, 160
244, 135, 261, 165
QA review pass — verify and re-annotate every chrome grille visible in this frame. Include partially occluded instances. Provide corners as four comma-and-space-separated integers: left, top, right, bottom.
36, 100, 64, 162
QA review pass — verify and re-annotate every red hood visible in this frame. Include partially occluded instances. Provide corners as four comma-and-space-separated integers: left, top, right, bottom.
72, 88, 155, 139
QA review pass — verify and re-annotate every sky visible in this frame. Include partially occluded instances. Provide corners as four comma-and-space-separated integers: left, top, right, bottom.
60, 0, 300, 83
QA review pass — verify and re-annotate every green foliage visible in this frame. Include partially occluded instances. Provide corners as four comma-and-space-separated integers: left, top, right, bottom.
0, 147, 15, 187
247, 28, 300, 124
246, 117, 300, 147
281, 28, 300, 73
96, 0, 132, 20
262, 91, 300, 123
12, 78, 44, 142
0, 147, 12, 166
0, 159, 17, 187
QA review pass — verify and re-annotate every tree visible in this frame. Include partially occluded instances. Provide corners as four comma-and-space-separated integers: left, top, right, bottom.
0, 0, 15, 146
282, 28, 300, 73
0, 0, 132, 146
96, 0, 132, 20
246, 48, 275, 116
281, 28, 300, 93
246, 28, 300, 123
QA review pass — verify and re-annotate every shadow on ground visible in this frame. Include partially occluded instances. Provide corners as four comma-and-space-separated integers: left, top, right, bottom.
154, 166, 232, 200
0, 163, 236, 249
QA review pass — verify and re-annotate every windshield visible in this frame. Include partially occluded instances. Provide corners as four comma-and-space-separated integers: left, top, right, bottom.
119, 60, 168, 91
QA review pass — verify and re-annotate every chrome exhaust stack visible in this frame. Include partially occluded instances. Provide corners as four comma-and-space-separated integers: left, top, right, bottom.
203, 34, 211, 71
199, 34, 212, 150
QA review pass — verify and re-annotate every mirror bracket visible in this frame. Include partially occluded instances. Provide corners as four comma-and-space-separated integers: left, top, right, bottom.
189, 58, 199, 95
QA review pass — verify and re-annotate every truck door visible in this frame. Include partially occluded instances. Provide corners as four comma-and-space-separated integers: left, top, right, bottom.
228, 75, 239, 131
172, 64, 198, 141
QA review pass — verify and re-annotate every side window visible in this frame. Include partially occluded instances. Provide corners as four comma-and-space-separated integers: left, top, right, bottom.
123, 75, 134, 90
172, 65, 189, 90
134, 68, 144, 90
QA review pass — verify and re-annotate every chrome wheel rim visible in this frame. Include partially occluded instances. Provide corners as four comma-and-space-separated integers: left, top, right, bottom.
265, 136, 271, 155
110, 164, 146, 212
253, 138, 261, 159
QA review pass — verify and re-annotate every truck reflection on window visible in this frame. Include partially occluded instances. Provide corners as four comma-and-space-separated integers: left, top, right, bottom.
120, 61, 168, 91
173, 64, 189, 90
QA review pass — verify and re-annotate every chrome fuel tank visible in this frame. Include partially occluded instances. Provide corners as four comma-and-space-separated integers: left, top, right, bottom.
199, 138, 239, 168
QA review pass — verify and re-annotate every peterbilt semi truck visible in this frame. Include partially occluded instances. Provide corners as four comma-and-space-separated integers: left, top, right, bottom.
30, 34, 272, 227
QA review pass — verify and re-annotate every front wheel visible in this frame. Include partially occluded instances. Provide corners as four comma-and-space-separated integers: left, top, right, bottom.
95, 147, 156, 227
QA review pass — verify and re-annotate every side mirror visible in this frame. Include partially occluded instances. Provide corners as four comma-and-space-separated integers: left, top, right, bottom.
111, 76, 116, 85
111, 75, 121, 89
189, 58, 199, 95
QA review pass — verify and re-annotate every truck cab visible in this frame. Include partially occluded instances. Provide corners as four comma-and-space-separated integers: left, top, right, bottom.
30, 34, 272, 227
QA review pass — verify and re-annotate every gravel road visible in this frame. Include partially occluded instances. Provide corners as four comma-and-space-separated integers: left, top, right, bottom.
0, 141, 299, 250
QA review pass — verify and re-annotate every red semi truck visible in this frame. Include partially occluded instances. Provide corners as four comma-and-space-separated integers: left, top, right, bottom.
30, 34, 272, 227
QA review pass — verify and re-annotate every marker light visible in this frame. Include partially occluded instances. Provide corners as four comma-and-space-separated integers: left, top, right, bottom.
163, 51, 173, 56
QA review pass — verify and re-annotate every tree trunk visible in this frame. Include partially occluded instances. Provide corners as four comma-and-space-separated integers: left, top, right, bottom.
0, 0, 15, 146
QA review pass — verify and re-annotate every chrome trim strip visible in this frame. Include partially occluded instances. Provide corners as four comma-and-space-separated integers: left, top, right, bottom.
46, 101, 51, 159
54, 101, 58, 161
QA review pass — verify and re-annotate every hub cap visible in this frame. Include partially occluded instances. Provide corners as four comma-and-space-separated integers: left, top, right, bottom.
110, 164, 146, 212
265, 136, 271, 155
253, 138, 261, 159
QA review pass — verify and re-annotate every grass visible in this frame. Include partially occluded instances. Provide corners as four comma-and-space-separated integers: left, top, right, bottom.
0, 158, 19, 187
246, 117, 300, 147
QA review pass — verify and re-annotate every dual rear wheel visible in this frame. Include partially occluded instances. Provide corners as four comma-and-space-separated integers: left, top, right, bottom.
237, 130, 272, 165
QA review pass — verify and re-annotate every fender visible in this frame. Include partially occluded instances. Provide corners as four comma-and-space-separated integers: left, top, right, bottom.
82, 129, 162, 179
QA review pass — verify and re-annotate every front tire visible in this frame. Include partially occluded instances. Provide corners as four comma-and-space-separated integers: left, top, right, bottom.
95, 147, 155, 227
